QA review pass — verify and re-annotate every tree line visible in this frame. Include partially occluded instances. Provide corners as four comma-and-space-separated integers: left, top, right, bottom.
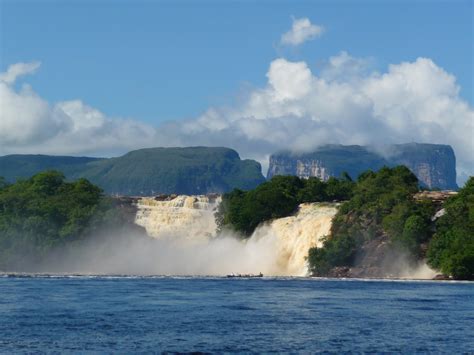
218, 167, 473, 280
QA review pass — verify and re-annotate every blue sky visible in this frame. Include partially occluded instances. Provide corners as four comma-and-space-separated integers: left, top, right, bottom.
1, 0, 472, 123
0, 0, 473, 182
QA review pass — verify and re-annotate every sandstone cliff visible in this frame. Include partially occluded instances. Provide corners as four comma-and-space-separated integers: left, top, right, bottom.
267, 143, 457, 190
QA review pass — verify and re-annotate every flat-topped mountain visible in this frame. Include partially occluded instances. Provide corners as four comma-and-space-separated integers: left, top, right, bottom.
267, 143, 458, 190
0, 155, 102, 182
0, 147, 265, 195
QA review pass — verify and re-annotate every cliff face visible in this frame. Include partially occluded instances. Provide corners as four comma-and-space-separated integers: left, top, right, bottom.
268, 144, 458, 190
388, 143, 457, 190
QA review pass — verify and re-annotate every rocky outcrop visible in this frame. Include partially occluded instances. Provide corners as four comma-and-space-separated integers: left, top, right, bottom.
267, 143, 458, 190
322, 190, 458, 280
326, 234, 436, 279
414, 190, 458, 201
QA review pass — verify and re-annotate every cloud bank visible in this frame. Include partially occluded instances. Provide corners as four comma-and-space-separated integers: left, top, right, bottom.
0, 52, 473, 182
0, 66, 156, 156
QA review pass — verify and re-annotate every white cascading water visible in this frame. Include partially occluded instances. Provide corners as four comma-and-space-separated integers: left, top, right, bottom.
134, 196, 338, 276
135, 195, 221, 243
251, 203, 338, 276
48, 195, 435, 278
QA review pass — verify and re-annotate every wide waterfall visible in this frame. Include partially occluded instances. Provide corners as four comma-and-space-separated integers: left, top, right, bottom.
133, 195, 338, 276
135, 195, 221, 242
36, 195, 436, 278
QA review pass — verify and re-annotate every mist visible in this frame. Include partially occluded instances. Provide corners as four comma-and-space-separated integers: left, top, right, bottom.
34, 230, 285, 276
357, 245, 438, 280
4, 198, 437, 279
31, 228, 437, 279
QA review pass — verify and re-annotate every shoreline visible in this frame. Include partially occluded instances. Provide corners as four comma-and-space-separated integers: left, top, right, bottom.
1, 272, 472, 282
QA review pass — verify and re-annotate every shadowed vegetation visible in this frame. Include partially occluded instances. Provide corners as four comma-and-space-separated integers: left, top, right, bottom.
216, 174, 354, 236
0, 171, 132, 270
427, 177, 474, 279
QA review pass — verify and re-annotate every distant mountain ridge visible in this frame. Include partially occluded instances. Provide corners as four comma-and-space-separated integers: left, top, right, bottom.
267, 143, 458, 190
0, 147, 266, 195
1, 143, 458, 194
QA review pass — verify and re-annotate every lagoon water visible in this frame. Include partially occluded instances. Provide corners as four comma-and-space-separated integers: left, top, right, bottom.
0, 276, 473, 352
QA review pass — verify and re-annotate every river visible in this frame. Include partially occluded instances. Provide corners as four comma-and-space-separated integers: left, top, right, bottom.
0, 276, 472, 352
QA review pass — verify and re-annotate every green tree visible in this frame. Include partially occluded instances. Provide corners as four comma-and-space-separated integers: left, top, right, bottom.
217, 175, 354, 236
0, 177, 8, 190
427, 177, 474, 279
297, 177, 327, 202
0, 170, 129, 270
308, 166, 436, 276
399, 215, 429, 254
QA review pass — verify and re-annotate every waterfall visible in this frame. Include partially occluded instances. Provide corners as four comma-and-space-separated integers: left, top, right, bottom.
135, 195, 221, 242
133, 195, 338, 276
250, 203, 338, 276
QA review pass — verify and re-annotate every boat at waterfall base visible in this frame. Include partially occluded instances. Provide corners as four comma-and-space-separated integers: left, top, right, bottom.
226, 273, 264, 278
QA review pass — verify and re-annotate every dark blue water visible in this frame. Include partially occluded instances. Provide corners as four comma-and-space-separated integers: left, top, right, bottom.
0, 276, 473, 353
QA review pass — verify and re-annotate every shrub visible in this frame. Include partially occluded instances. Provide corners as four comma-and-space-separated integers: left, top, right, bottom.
0, 171, 128, 270
427, 177, 474, 279
217, 174, 354, 236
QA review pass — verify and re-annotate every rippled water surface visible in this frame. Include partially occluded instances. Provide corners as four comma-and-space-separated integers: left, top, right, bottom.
0, 276, 473, 352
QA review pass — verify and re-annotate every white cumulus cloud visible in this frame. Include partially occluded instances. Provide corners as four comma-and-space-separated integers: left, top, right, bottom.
154, 54, 474, 182
0, 62, 158, 156
267, 59, 312, 101
0, 55, 472, 184
280, 17, 324, 46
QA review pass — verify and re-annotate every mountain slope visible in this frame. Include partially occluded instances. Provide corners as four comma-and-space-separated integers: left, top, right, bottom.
0, 155, 103, 182
0, 147, 265, 195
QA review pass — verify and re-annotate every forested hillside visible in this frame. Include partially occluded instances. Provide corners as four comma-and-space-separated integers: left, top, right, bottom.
0, 147, 265, 195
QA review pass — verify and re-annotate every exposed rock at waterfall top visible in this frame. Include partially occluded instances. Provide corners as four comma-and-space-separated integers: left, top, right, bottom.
267, 143, 458, 190
0, 147, 265, 195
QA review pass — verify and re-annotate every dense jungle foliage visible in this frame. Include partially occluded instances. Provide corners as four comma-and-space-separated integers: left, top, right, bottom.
1, 166, 471, 279
216, 174, 355, 236
219, 165, 472, 280
0, 171, 129, 270
308, 168, 473, 280
307, 166, 435, 276
426, 178, 474, 279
